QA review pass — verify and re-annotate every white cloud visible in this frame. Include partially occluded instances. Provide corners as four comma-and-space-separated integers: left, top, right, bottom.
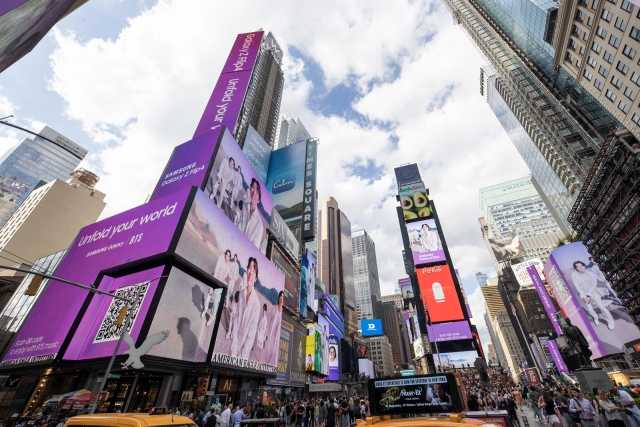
42, 0, 532, 347
0, 90, 20, 156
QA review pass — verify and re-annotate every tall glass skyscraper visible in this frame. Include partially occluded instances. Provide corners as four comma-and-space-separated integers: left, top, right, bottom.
0, 126, 87, 227
352, 229, 383, 321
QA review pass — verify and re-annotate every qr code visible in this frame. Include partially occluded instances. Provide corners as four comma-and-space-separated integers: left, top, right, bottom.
548, 266, 572, 305
93, 282, 149, 343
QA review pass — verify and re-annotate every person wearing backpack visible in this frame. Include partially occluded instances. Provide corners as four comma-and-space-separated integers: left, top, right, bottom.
353, 401, 361, 421
569, 388, 598, 427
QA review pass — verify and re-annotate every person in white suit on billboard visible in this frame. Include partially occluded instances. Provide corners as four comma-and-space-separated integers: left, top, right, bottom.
230, 165, 246, 207
239, 179, 264, 250
235, 257, 261, 359
419, 223, 439, 252
212, 157, 235, 207
266, 291, 284, 366
571, 260, 615, 330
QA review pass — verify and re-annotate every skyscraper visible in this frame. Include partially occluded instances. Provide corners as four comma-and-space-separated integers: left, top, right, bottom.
274, 112, 311, 149
0, 126, 87, 227
479, 175, 567, 267
352, 229, 383, 321
318, 197, 357, 335
381, 300, 411, 366
234, 32, 284, 148
476, 271, 489, 287
448, 0, 621, 214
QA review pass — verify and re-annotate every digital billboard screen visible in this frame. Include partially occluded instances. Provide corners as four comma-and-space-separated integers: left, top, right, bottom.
266, 319, 294, 386
243, 125, 271, 183
317, 313, 331, 377
544, 242, 640, 359
269, 244, 300, 313
398, 181, 430, 221
305, 323, 321, 373
428, 321, 473, 342
265, 141, 307, 226
488, 232, 526, 262
2, 188, 191, 366
151, 128, 222, 201
175, 190, 284, 373
416, 265, 464, 324
270, 207, 299, 261
406, 219, 445, 265
368, 374, 463, 415
303, 249, 316, 314
290, 325, 307, 386
204, 128, 272, 254
361, 319, 383, 337
399, 277, 413, 300
328, 335, 339, 381
527, 265, 562, 335
145, 267, 222, 363
434, 350, 479, 369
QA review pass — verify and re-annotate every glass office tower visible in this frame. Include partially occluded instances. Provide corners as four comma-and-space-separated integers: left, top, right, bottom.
0, 126, 87, 227
352, 229, 383, 321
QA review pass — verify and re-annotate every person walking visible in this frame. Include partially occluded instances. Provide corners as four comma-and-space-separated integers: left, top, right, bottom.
326, 399, 337, 427
539, 390, 562, 427
570, 388, 598, 427
232, 406, 245, 427
318, 400, 325, 427
597, 391, 625, 427
611, 387, 640, 427
220, 404, 232, 427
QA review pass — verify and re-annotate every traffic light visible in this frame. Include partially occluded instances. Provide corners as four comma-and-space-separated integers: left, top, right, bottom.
114, 306, 129, 325
24, 275, 43, 296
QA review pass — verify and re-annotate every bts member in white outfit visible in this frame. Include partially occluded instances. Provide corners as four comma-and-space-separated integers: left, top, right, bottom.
420, 223, 439, 252
211, 157, 235, 207
571, 260, 615, 330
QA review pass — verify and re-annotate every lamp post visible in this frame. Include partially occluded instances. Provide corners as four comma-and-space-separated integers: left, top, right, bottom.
0, 264, 167, 414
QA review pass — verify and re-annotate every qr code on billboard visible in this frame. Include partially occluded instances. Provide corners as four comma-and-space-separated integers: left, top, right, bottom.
93, 282, 150, 343
548, 267, 572, 305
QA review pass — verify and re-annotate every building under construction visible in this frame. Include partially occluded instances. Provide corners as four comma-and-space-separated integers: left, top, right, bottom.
569, 129, 640, 326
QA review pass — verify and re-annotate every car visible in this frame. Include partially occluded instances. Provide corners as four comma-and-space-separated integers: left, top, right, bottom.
64, 412, 196, 427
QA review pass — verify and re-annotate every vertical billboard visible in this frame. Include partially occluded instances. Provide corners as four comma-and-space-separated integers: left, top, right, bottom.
328, 335, 339, 381
416, 265, 465, 324
527, 265, 563, 335
317, 314, 331, 376
266, 319, 294, 386
194, 31, 264, 137
406, 219, 445, 265
301, 139, 317, 241
204, 128, 272, 254
399, 277, 413, 299
2, 188, 192, 366
544, 242, 640, 359
176, 191, 284, 374
290, 325, 307, 386
305, 323, 321, 372
269, 245, 300, 313
300, 249, 315, 317
546, 340, 570, 374
151, 128, 223, 201
243, 125, 271, 183
399, 181, 431, 221
265, 141, 307, 226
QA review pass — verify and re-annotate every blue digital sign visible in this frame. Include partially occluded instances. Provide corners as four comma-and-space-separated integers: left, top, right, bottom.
361, 319, 383, 337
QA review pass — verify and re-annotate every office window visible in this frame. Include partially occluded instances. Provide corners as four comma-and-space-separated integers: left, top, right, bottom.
588, 16, 594, 26
584, 69, 594, 80
623, 44, 637, 59
584, 31, 590, 41
631, 27, 640, 42
606, 89, 617, 101
580, 45, 586, 55
617, 61, 629, 74
592, 41, 602, 53
570, 39, 579, 50
609, 34, 621, 48
615, 17, 628, 31
588, 56, 597, 67
599, 65, 610, 77
618, 100, 630, 113
566, 51, 576, 62
596, 26, 607, 38
576, 9, 586, 21
602, 9, 613, 21
595, 78, 604, 90
621, 0, 634, 11
632, 113, 640, 125
593, 0, 599, 8
603, 50, 615, 63
612, 75, 623, 88
624, 86, 637, 100
573, 25, 583, 36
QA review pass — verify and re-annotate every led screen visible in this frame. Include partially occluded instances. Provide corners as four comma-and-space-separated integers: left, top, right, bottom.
145, 267, 222, 362
527, 265, 562, 335
2, 189, 191, 365
434, 350, 479, 370
361, 319, 383, 337
428, 321, 473, 342
369, 374, 463, 415
175, 190, 284, 373
266, 319, 294, 386
328, 335, 339, 381
265, 141, 307, 226
299, 249, 316, 317
399, 277, 414, 300
269, 244, 300, 313
317, 313, 333, 377
398, 181, 430, 221
544, 242, 640, 359
417, 264, 464, 323
406, 218, 445, 265
290, 325, 307, 386
243, 125, 271, 183
305, 323, 321, 372
204, 128, 272, 254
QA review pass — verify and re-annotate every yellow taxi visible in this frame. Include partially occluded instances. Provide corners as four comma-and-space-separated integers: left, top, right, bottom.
362, 414, 502, 427
63, 413, 196, 427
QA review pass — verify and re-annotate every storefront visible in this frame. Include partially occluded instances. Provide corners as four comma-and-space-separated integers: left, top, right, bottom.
96, 372, 167, 413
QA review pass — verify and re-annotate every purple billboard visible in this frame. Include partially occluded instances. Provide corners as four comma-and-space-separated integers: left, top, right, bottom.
194, 31, 264, 138
175, 191, 284, 374
527, 265, 563, 335
546, 339, 569, 375
545, 242, 640, 359
204, 128, 272, 254
1, 189, 191, 365
406, 219, 445, 265
428, 321, 473, 342
150, 128, 223, 201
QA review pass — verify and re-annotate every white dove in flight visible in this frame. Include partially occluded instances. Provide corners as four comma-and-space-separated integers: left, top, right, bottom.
121, 330, 169, 369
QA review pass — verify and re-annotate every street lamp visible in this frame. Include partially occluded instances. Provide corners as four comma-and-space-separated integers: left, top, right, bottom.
0, 264, 167, 414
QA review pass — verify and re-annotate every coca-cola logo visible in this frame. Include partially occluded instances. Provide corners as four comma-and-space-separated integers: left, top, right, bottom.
421, 265, 443, 274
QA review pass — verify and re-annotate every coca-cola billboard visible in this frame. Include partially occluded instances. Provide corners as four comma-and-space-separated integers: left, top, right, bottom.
416, 264, 465, 323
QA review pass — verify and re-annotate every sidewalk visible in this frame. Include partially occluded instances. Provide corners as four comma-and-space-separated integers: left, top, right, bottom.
515, 402, 546, 426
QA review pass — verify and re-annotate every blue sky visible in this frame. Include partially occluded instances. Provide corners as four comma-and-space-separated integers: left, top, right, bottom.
0, 0, 535, 345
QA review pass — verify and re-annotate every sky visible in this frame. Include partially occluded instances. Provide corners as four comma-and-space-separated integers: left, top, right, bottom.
0, 0, 533, 346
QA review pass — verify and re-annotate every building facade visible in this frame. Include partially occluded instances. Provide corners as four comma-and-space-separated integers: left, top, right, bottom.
552, 0, 640, 138
487, 343, 499, 365
318, 197, 357, 335
493, 310, 527, 376
274, 112, 311, 149
481, 283, 514, 369
0, 126, 87, 228
476, 271, 489, 287
364, 336, 395, 377
381, 300, 411, 366
352, 229, 383, 322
